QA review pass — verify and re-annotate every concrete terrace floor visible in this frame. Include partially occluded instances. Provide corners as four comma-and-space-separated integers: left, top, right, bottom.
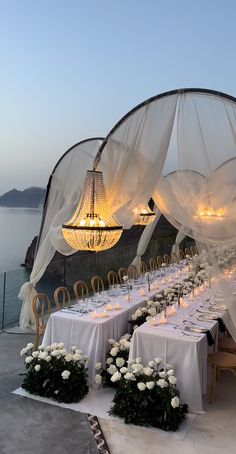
0, 331, 99, 454
1, 331, 236, 454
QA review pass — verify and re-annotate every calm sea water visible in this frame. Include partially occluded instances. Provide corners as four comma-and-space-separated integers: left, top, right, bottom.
0, 206, 43, 272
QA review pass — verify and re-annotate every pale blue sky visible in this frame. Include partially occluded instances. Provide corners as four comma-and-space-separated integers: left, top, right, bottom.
0, 0, 236, 194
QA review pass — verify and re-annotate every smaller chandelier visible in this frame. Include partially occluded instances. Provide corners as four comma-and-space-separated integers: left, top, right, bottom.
193, 206, 227, 223
62, 170, 123, 252
134, 205, 156, 226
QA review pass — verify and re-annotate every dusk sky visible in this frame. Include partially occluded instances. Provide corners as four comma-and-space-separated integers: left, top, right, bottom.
0, 0, 236, 194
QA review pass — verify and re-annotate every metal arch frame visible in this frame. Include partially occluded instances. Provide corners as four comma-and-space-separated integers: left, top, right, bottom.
35, 137, 106, 255
95, 87, 236, 161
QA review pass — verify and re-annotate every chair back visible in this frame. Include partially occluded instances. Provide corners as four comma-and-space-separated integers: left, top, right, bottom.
156, 256, 163, 267
54, 287, 71, 310
163, 254, 170, 265
179, 249, 184, 260
171, 252, 179, 264
91, 275, 104, 294
118, 267, 128, 284
107, 270, 119, 287
128, 264, 139, 279
149, 258, 157, 271
32, 293, 51, 350
140, 261, 148, 274
74, 280, 89, 300
184, 248, 191, 257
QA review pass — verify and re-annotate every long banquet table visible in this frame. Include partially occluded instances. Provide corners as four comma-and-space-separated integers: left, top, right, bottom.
42, 266, 186, 385
129, 288, 226, 413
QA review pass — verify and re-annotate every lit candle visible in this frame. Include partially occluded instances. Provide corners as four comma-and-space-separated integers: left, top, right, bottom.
114, 303, 121, 310
105, 304, 113, 311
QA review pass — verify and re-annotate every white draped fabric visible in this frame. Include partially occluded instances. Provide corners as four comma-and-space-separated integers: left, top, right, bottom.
172, 230, 186, 254
19, 139, 103, 330
19, 90, 236, 339
130, 211, 161, 270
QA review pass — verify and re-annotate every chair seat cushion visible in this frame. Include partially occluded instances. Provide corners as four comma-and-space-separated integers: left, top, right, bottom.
218, 337, 236, 352
208, 351, 236, 367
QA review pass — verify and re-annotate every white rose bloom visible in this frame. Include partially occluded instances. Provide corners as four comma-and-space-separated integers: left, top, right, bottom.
146, 316, 151, 321
110, 347, 119, 357
57, 343, 64, 349
95, 374, 102, 384
141, 307, 148, 313
158, 371, 166, 378
20, 347, 27, 356
73, 354, 82, 361
146, 381, 155, 390
167, 369, 175, 376
132, 363, 143, 374
25, 356, 33, 364
51, 343, 58, 349
39, 351, 47, 360
148, 360, 155, 368
46, 355, 51, 362
143, 367, 153, 376
95, 362, 102, 370
51, 350, 58, 357
107, 364, 117, 375
135, 309, 142, 318
32, 351, 39, 358
26, 343, 34, 350
61, 370, 71, 380
106, 357, 113, 365
137, 382, 146, 391
168, 375, 177, 385
111, 371, 121, 382
38, 345, 44, 351
116, 357, 125, 368
61, 348, 67, 356
124, 372, 136, 380
157, 379, 168, 388
71, 346, 77, 352
121, 333, 131, 340
171, 396, 180, 408
148, 308, 156, 317
131, 314, 137, 321
119, 338, 128, 346
65, 354, 73, 362
122, 275, 129, 282
34, 364, 41, 372
133, 324, 139, 330
135, 357, 142, 363
120, 367, 128, 374
166, 363, 174, 370
123, 341, 131, 350
154, 357, 163, 365
108, 339, 116, 345
75, 349, 82, 355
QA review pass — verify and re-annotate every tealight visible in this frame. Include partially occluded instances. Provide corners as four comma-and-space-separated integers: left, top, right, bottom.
125, 295, 132, 302
167, 306, 176, 316
179, 297, 188, 308
92, 311, 99, 319
159, 317, 168, 324
139, 288, 146, 296
114, 303, 121, 310
104, 304, 113, 311
149, 318, 159, 326
99, 311, 109, 318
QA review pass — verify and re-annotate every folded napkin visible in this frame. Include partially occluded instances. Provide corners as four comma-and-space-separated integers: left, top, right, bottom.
217, 318, 226, 333
206, 330, 214, 347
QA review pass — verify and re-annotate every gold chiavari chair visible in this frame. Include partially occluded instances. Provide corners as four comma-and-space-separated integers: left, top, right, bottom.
190, 246, 195, 257
118, 267, 128, 284
184, 247, 191, 257
179, 249, 184, 260
149, 258, 157, 271
128, 264, 139, 279
163, 254, 170, 265
171, 252, 179, 264
74, 280, 89, 300
54, 286, 71, 310
140, 261, 148, 274
208, 352, 236, 403
91, 275, 104, 294
107, 270, 119, 287
156, 256, 163, 267
32, 293, 52, 350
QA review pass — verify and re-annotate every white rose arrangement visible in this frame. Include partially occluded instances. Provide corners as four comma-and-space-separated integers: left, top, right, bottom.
21, 343, 89, 403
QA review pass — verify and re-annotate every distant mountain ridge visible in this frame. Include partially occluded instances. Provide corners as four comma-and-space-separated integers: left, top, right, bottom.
0, 187, 46, 208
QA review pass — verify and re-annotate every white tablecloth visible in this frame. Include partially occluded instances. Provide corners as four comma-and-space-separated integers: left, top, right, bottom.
129, 289, 222, 413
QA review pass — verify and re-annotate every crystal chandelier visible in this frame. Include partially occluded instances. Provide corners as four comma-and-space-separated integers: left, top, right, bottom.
134, 205, 156, 225
62, 170, 123, 251
193, 206, 227, 223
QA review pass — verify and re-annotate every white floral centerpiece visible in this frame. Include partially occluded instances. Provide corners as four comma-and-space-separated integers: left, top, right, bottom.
20, 343, 89, 403
96, 355, 188, 431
